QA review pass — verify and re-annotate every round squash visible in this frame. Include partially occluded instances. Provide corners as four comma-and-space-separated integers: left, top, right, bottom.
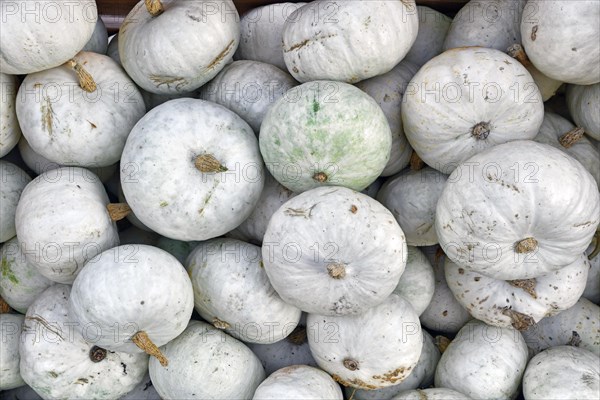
0, 313, 25, 390
521, 0, 600, 85
118, 0, 240, 94
107, 34, 121, 66
566, 83, 600, 140
200, 60, 298, 133
392, 246, 435, 316
120, 98, 264, 241
435, 140, 600, 280
186, 238, 302, 344
17, 51, 145, 167
69, 244, 194, 364
0, 0, 97, 74
82, 17, 108, 54
354, 60, 419, 177
253, 365, 343, 400
0, 73, 21, 158
262, 186, 407, 316
15, 167, 119, 284
260, 81, 392, 192
0, 237, 53, 314
391, 388, 471, 400
148, 320, 266, 399
377, 167, 448, 246
308, 293, 423, 390
404, 6, 451, 67
281, 0, 418, 83
0, 161, 31, 243
522, 346, 600, 400
402, 47, 544, 172
506, 44, 563, 102
235, 2, 307, 71
434, 319, 528, 399
19, 285, 148, 399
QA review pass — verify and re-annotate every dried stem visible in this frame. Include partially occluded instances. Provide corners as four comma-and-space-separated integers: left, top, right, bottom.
132, 331, 168, 367
67, 59, 97, 92
107, 203, 132, 221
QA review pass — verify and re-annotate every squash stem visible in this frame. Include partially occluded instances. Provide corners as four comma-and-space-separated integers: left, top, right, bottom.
507, 44, 532, 67
144, 0, 164, 16
471, 121, 491, 140
559, 127, 585, 148
132, 331, 169, 367
514, 237, 537, 254
286, 325, 307, 345
0, 296, 11, 313
194, 154, 227, 173
410, 150, 425, 170
212, 317, 230, 330
107, 203, 132, 221
67, 59, 97, 93
327, 263, 346, 279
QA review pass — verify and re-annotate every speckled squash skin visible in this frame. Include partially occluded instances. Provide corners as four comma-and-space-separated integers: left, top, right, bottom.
69, 244, 194, 353
521, 297, 600, 357
262, 186, 407, 316
235, 3, 307, 71
521, 1, 600, 85
566, 83, 600, 140
0, 1, 97, 75
435, 140, 600, 280
260, 81, 392, 193
0, 161, 31, 243
443, 0, 525, 52
393, 246, 435, 316
0, 73, 21, 158
377, 167, 448, 246
186, 238, 301, 344
200, 60, 298, 133
307, 294, 423, 390
0, 313, 25, 390
281, 0, 418, 83
522, 346, 600, 400
82, 17, 108, 54
402, 47, 544, 172
434, 320, 528, 400
149, 320, 265, 400
120, 98, 264, 241
445, 255, 589, 330
17, 51, 145, 167
253, 365, 343, 400
19, 285, 148, 400
0, 237, 53, 314
355, 61, 419, 177
405, 6, 451, 67
118, 0, 240, 94
15, 167, 119, 284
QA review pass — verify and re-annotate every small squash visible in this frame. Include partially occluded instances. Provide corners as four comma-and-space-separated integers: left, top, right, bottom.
566, 83, 600, 141
0, 161, 31, 243
0, 73, 21, 158
392, 246, 435, 316
0, 313, 25, 390
252, 365, 343, 400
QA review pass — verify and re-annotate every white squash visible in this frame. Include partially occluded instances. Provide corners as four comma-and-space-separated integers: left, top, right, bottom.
308, 294, 423, 390
436, 140, 600, 280
345, 330, 441, 400
235, 2, 307, 71
118, 0, 240, 94
69, 244, 194, 364
0, 161, 31, 243
402, 47, 544, 172
119, 373, 160, 400
583, 241, 600, 303
443, 0, 525, 52
253, 365, 343, 399
0, 1, 97, 74
107, 34, 121, 66
404, 6, 452, 67
0, 313, 25, 390
393, 246, 435, 316
521, 0, 600, 85
391, 388, 472, 400
0, 237, 53, 314
0, 73, 21, 158
282, 0, 418, 83
445, 254, 589, 331
506, 44, 563, 102
377, 167, 448, 246
354, 61, 419, 177
117, 183, 154, 233
120, 98, 264, 241
149, 320, 266, 399
187, 238, 301, 344
200, 60, 298, 133
19, 285, 148, 399
260, 81, 392, 193
434, 320, 528, 399
228, 171, 297, 245
15, 167, 119, 284
521, 297, 600, 357
262, 186, 407, 316
82, 17, 109, 54
533, 112, 599, 187
17, 51, 145, 167
522, 346, 600, 400
419, 246, 472, 334
566, 83, 600, 140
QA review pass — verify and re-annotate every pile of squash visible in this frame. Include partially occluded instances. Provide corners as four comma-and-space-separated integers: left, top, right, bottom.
1, 0, 599, 399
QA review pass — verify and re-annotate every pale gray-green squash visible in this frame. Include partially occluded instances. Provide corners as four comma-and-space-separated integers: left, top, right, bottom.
404, 6, 451, 67
82, 17, 108, 54
0, 73, 21, 158
253, 365, 343, 400
0, 161, 31, 243
566, 83, 600, 140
